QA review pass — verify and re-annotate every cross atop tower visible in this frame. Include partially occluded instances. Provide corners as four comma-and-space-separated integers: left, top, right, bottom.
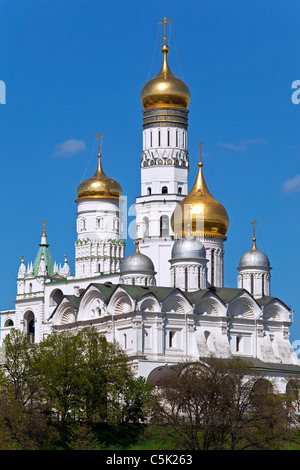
251, 219, 258, 249
158, 16, 173, 45
198, 141, 204, 166
95, 131, 104, 156
251, 219, 258, 238
42, 219, 46, 236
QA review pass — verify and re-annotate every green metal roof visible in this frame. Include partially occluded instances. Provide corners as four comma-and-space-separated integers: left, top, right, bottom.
32, 243, 55, 276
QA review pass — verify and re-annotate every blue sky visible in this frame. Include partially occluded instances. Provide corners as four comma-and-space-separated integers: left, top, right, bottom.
1, 0, 300, 344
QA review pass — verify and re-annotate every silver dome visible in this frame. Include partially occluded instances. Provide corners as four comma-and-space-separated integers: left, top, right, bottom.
120, 251, 155, 273
171, 236, 206, 260
239, 248, 270, 268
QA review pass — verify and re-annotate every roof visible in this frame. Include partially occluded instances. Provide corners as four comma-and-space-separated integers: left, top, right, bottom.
32, 243, 54, 276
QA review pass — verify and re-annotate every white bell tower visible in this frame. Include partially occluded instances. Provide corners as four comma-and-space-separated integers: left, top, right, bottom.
135, 17, 190, 286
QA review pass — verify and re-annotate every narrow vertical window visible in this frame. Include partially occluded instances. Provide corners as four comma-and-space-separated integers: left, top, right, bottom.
150, 131, 152, 147
262, 275, 265, 296
158, 130, 161, 147
167, 129, 170, 147
211, 249, 215, 286
198, 267, 201, 289
169, 331, 175, 348
174, 268, 176, 287
176, 130, 178, 147
250, 274, 254, 294
185, 267, 188, 291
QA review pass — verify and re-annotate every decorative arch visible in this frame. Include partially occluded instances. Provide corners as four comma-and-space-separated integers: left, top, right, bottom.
108, 288, 134, 316
194, 294, 226, 317
77, 285, 105, 322
263, 300, 291, 322
228, 293, 260, 319
50, 298, 76, 325
138, 295, 160, 313
162, 292, 191, 314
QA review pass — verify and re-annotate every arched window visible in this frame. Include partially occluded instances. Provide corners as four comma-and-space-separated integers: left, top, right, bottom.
50, 289, 64, 307
124, 334, 127, 349
160, 215, 169, 237
162, 186, 168, 194
178, 186, 182, 195
4, 319, 13, 327
147, 187, 151, 195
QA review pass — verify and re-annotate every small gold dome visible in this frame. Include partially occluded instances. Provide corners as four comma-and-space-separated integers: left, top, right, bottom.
171, 161, 229, 238
141, 44, 190, 109
77, 153, 122, 200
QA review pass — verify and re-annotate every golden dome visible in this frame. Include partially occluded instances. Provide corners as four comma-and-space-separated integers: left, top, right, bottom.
171, 161, 229, 238
77, 152, 122, 200
141, 43, 190, 109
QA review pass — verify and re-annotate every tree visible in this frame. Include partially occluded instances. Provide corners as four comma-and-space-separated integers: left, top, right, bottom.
148, 357, 291, 450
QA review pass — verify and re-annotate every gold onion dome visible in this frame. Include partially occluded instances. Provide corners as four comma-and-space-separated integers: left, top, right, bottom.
171, 159, 229, 238
77, 135, 122, 199
141, 21, 190, 109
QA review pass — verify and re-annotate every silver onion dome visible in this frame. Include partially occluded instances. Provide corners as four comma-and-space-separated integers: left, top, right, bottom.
171, 236, 206, 260
120, 250, 155, 274
239, 247, 270, 268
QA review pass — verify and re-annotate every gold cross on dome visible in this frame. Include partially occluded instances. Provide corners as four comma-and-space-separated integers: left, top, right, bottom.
198, 141, 204, 164
251, 219, 258, 238
95, 131, 103, 155
42, 219, 46, 235
158, 16, 173, 44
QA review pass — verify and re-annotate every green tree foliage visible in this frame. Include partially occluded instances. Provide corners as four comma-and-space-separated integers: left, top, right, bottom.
0, 327, 153, 449
148, 357, 291, 450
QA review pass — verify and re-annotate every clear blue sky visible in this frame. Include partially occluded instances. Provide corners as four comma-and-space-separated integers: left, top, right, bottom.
1, 0, 300, 344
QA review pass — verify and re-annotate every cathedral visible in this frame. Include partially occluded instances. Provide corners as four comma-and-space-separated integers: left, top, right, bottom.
0, 18, 299, 392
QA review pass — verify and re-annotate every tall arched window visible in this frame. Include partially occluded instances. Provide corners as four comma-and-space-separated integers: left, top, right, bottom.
160, 215, 169, 237
162, 186, 168, 194
147, 187, 151, 195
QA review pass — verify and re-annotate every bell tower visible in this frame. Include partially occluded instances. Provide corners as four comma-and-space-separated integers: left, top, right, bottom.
135, 17, 190, 286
